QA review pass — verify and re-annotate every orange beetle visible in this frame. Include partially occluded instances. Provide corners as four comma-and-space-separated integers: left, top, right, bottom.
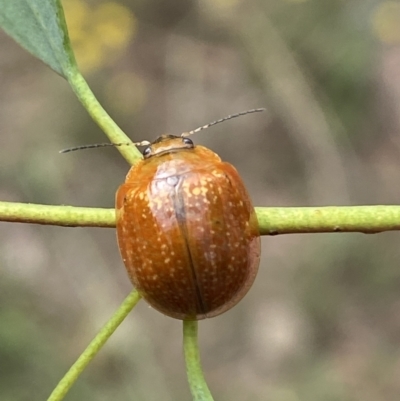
116, 111, 262, 320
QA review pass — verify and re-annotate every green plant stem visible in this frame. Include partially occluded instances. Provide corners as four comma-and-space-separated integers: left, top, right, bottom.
65, 68, 142, 165
0, 201, 114, 227
47, 289, 141, 401
254, 206, 400, 234
1, 201, 400, 234
183, 321, 214, 401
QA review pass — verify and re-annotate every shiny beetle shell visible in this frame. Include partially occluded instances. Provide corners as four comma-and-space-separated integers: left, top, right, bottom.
116, 135, 261, 320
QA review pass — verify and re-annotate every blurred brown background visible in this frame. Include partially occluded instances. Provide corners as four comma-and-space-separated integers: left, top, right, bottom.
1, 0, 400, 400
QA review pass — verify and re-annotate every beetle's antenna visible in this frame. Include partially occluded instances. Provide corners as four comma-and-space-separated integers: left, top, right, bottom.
181, 108, 265, 137
60, 108, 265, 153
59, 140, 151, 154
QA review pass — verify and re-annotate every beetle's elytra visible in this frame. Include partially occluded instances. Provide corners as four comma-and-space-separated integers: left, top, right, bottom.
116, 135, 261, 320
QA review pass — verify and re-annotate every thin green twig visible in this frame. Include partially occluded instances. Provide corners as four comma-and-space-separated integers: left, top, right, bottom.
255, 206, 400, 234
0, 201, 114, 227
1, 201, 400, 234
183, 321, 214, 401
47, 290, 141, 401
65, 68, 142, 166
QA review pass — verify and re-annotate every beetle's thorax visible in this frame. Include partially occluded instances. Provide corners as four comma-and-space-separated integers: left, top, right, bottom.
145, 135, 193, 158
125, 142, 222, 182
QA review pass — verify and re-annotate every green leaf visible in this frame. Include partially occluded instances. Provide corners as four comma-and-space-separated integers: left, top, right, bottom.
0, 0, 142, 165
0, 0, 76, 77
